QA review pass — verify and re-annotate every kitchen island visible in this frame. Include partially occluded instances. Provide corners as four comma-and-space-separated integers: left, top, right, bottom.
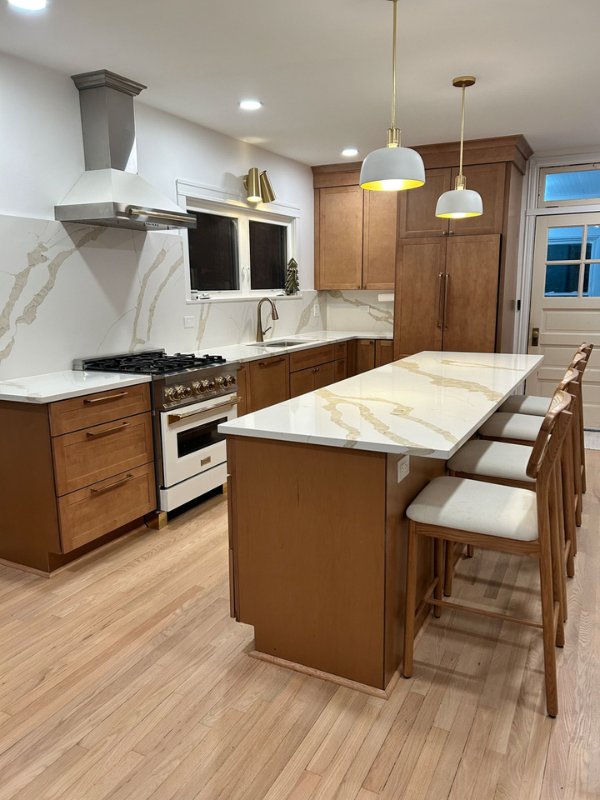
220, 351, 543, 695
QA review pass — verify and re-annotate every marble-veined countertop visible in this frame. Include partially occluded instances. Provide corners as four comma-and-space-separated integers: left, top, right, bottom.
0, 331, 391, 404
0, 371, 152, 404
219, 351, 543, 459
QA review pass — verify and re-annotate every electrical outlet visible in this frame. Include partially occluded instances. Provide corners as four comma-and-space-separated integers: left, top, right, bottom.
313, 304, 320, 317
397, 455, 410, 483
359, 305, 369, 313
183, 316, 195, 329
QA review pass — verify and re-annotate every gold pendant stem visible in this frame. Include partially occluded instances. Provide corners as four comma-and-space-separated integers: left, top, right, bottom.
391, 0, 397, 132
459, 84, 465, 180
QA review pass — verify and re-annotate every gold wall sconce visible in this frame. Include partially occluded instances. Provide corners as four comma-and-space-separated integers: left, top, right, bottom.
243, 168, 276, 203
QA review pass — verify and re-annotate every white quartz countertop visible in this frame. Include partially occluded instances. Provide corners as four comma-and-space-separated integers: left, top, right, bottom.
194, 330, 392, 364
0, 371, 152, 404
0, 331, 390, 404
219, 351, 543, 459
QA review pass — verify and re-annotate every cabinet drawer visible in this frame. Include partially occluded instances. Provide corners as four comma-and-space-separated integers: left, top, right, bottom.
375, 340, 394, 367
289, 344, 335, 372
334, 341, 348, 359
290, 366, 316, 399
249, 356, 290, 412
334, 359, 348, 382
313, 361, 335, 390
58, 463, 156, 553
53, 413, 154, 496
49, 383, 151, 436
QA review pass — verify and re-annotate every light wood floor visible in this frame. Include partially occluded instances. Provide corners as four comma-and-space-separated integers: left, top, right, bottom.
0, 452, 598, 800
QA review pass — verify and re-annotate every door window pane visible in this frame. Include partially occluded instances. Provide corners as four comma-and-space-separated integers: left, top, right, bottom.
545, 264, 580, 296
188, 212, 239, 292
586, 226, 600, 259
249, 221, 287, 290
546, 227, 583, 261
583, 263, 600, 297
544, 169, 600, 202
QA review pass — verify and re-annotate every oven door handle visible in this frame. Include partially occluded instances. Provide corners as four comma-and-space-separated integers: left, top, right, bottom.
167, 396, 242, 425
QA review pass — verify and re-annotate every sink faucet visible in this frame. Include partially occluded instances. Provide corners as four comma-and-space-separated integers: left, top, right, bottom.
256, 298, 279, 342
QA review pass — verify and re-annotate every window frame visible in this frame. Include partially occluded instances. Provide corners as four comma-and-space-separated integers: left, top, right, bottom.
539, 163, 600, 208
179, 182, 301, 304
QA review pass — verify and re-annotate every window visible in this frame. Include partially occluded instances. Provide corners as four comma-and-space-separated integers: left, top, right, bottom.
184, 197, 296, 301
544, 223, 600, 297
249, 221, 287, 290
539, 164, 600, 207
188, 212, 239, 292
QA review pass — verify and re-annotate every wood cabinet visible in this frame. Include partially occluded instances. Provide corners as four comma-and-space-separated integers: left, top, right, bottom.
290, 362, 336, 398
399, 167, 452, 238
448, 163, 506, 236
334, 358, 348, 382
375, 339, 394, 367
316, 186, 364, 290
314, 167, 397, 291
235, 363, 250, 417
394, 235, 501, 356
289, 344, 335, 373
0, 383, 156, 574
249, 356, 290, 412
355, 340, 376, 374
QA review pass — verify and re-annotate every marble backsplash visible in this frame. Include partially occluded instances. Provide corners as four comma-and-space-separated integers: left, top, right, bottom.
0, 215, 393, 381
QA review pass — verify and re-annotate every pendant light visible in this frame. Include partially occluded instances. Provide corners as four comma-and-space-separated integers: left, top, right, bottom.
360, 0, 425, 192
436, 77, 483, 218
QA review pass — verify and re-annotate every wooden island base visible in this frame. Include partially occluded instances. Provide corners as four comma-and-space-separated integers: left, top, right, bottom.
226, 435, 446, 693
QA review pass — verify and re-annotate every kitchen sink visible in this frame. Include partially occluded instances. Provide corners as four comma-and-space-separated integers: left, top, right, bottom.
247, 340, 311, 348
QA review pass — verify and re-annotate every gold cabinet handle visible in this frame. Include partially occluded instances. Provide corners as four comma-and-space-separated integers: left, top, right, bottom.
86, 422, 130, 439
167, 397, 241, 425
443, 273, 450, 330
84, 391, 129, 405
90, 473, 134, 495
258, 358, 286, 367
436, 272, 443, 328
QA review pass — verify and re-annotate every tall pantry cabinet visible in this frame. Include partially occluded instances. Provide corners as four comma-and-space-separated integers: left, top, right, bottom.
312, 135, 533, 357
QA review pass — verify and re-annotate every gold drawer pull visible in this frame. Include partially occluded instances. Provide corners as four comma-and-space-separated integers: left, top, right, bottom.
167, 397, 241, 425
258, 358, 286, 367
84, 391, 129, 405
90, 473, 134, 495
86, 422, 130, 439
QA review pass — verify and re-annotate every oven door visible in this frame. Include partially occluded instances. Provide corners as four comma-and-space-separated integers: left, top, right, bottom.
160, 395, 240, 489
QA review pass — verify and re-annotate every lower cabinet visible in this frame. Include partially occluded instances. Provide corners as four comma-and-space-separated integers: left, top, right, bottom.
355, 340, 376, 374
290, 361, 336, 398
235, 363, 250, 417
249, 356, 290, 412
376, 339, 394, 367
334, 358, 348, 382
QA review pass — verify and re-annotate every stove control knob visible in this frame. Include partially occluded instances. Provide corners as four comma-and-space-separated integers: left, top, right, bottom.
164, 387, 176, 401
183, 386, 192, 398
224, 374, 236, 387
199, 380, 210, 393
192, 382, 201, 395
215, 376, 225, 389
207, 380, 216, 391
173, 385, 185, 400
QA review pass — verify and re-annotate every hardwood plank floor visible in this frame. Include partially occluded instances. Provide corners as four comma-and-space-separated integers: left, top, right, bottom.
0, 452, 598, 800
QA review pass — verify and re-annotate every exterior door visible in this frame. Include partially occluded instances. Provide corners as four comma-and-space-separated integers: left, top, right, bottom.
442, 234, 501, 353
528, 213, 600, 428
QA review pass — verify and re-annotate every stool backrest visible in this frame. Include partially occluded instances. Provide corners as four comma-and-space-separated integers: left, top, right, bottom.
526, 390, 573, 482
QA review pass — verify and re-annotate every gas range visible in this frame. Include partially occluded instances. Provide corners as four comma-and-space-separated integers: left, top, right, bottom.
74, 350, 241, 513
74, 350, 239, 411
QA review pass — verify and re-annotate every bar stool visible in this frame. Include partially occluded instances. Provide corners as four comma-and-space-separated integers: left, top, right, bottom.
403, 391, 574, 717
478, 359, 585, 527
446, 378, 579, 606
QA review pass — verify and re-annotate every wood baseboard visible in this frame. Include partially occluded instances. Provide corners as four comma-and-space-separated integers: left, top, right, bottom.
0, 557, 51, 578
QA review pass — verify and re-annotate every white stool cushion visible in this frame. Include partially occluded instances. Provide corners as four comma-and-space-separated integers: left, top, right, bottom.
407, 477, 538, 541
447, 440, 535, 484
478, 412, 543, 442
499, 395, 551, 416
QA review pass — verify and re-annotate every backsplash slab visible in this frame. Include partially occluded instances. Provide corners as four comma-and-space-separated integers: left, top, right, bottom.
326, 290, 394, 332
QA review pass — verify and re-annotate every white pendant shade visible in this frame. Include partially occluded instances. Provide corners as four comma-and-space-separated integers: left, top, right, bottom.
360, 146, 425, 191
436, 188, 483, 219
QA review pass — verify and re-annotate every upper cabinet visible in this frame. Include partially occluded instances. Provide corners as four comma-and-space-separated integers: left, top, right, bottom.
399, 167, 452, 238
314, 165, 397, 291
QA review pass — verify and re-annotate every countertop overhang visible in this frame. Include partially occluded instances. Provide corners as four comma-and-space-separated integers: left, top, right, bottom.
219, 351, 543, 460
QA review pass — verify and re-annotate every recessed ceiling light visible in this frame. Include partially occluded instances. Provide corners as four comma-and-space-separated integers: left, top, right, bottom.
239, 100, 263, 111
342, 149, 359, 157
8, 0, 47, 9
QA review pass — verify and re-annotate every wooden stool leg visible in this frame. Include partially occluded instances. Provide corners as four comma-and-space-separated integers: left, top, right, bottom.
434, 539, 444, 616
403, 521, 418, 678
579, 389, 587, 494
562, 434, 577, 576
466, 545, 475, 557
539, 510, 559, 717
444, 540, 454, 597
550, 467, 567, 630
573, 393, 584, 526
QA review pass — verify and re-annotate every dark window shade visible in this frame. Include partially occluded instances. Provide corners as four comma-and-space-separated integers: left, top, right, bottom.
188, 212, 239, 292
249, 221, 287, 290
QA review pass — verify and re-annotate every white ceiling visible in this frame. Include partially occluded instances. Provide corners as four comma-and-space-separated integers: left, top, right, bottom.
1, 0, 599, 165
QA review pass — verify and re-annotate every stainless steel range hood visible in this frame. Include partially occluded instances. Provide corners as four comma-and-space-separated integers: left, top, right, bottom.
55, 70, 196, 231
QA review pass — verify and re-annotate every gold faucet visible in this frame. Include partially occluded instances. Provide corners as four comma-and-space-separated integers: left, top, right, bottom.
256, 298, 279, 342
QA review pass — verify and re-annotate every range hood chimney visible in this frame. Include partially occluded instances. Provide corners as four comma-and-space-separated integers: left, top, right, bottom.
55, 70, 196, 231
